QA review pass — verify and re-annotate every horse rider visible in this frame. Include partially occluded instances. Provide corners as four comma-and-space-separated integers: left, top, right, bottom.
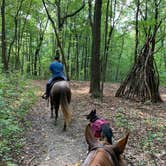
42, 56, 67, 100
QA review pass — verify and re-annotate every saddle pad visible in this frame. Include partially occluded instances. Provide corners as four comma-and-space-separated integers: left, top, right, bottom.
91, 119, 109, 138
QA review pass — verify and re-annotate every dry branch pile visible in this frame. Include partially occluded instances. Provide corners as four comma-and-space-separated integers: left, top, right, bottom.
115, 37, 162, 102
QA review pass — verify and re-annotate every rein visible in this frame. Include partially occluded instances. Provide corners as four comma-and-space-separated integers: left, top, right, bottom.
89, 145, 119, 165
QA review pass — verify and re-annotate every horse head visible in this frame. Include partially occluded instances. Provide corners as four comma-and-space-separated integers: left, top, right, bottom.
83, 124, 129, 166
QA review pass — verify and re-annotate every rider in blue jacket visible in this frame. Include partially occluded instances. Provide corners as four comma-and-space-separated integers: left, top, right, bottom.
42, 56, 67, 99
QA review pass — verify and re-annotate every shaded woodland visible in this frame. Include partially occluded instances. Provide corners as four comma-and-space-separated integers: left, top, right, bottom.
0, 0, 166, 165
1, 0, 165, 100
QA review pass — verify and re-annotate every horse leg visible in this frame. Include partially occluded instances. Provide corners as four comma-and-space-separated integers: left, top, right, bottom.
54, 104, 59, 125
50, 98, 54, 118
63, 121, 67, 131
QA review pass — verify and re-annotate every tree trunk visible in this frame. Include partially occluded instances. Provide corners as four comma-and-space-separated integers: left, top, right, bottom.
134, 0, 140, 61
19, 0, 33, 72
115, 35, 124, 81
1, 0, 8, 71
51, 33, 56, 57
101, 0, 110, 96
101, 0, 116, 96
75, 33, 80, 80
67, 32, 71, 65
8, 0, 24, 69
26, 33, 32, 74
90, 0, 102, 98
84, 37, 88, 80
34, 20, 48, 76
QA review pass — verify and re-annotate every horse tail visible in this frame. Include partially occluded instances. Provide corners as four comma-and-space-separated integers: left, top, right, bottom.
60, 87, 71, 125
101, 124, 113, 144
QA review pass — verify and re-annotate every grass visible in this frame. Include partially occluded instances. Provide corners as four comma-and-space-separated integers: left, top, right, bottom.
0, 73, 38, 165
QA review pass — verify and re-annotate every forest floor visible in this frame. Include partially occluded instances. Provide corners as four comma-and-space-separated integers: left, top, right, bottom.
20, 80, 166, 166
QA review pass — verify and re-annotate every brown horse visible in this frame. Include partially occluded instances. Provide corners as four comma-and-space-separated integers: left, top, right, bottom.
83, 124, 129, 166
50, 81, 71, 131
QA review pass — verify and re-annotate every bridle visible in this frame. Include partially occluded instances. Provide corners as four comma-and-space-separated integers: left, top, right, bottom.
89, 144, 119, 166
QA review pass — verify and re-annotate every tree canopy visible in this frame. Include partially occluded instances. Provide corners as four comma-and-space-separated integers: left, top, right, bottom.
0, 0, 165, 95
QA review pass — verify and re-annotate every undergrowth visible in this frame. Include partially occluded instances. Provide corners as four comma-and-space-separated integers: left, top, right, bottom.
0, 73, 38, 165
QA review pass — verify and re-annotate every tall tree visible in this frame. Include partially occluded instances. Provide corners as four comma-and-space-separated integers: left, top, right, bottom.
134, 0, 140, 61
1, 0, 8, 71
101, 0, 119, 96
90, 0, 102, 98
7, 0, 25, 70
34, 19, 48, 76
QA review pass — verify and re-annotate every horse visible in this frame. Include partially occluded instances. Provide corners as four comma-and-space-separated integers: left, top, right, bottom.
50, 80, 71, 131
83, 124, 129, 166
86, 109, 113, 144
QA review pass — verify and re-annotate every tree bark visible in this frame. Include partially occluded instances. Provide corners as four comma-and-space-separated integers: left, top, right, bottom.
90, 0, 102, 98
84, 37, 88, 80
101, 0, 117, 96
7, 0, 24, 68
115, 35, 125, 81
134, 0, 140, 62
34, 20, 48, 76
75, 34, 79, 80
1, 0, 8, 71
101, 0, 110, 96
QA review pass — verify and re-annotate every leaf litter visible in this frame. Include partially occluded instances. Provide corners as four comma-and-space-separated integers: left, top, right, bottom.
19, 80, 166, 166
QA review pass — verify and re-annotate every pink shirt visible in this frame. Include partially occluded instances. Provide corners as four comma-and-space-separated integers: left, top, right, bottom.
90, 119, 109, 138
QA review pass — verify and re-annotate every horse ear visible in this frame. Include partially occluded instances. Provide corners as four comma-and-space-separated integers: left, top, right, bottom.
85, 124, 98, 149
113, 133, 129, 155
93, 109, 96, 114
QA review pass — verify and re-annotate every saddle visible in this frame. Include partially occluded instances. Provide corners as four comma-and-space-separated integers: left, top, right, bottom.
49, 77, 65, 91
42, 77, 65, 100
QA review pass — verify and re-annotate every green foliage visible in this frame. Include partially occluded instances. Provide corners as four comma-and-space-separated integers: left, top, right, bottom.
1, 0, 165, 84
106, 32, 135, 82
154, 53, 166, 85
0, 73, 37, 164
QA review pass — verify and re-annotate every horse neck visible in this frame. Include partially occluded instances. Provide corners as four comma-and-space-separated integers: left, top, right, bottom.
84, 145, 127, 166
85, 149, 114, 166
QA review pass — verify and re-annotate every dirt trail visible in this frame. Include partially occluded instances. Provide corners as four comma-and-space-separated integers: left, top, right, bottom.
22, 81, 89, 166
21, 81, 166, 166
